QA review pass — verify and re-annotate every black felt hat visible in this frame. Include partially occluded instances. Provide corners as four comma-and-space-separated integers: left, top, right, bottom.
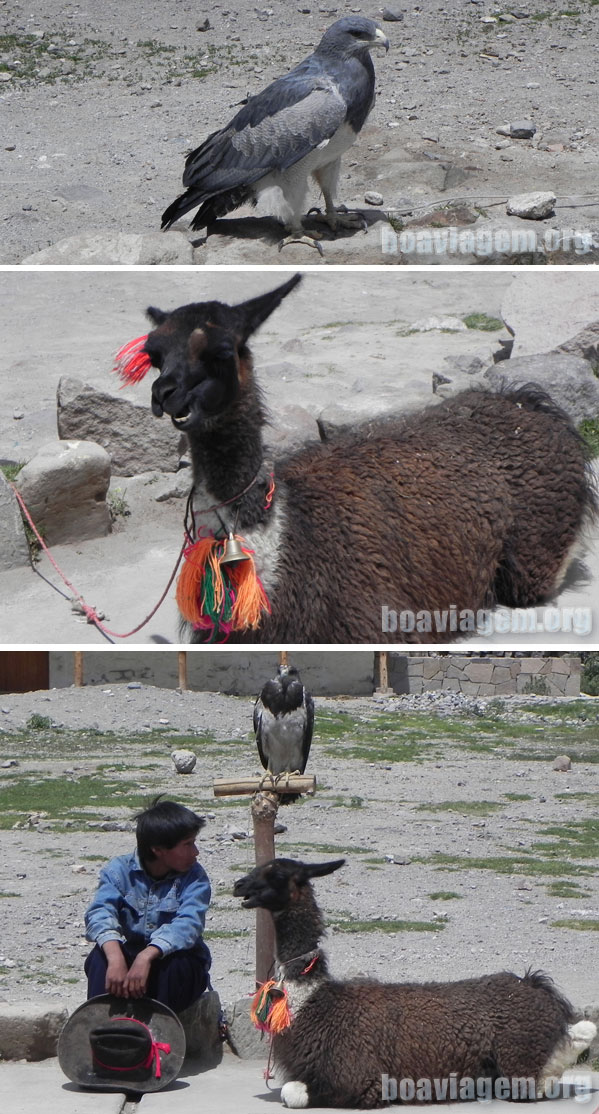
58, 994, 186, 1093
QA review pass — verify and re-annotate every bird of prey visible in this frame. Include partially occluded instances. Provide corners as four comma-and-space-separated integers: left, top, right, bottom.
253, 665, 314, 803
161, 17, 389, 251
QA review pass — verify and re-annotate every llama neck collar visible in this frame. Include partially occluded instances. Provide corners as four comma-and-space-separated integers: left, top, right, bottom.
279, 948, 322, 978
185, 464, 275, 533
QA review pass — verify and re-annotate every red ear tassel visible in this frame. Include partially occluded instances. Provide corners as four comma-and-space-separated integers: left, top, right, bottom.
112, 334, 152, 385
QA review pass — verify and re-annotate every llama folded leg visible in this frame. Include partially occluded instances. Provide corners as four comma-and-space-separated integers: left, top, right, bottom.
281, 1081, 310, 1108
536, 1020, 597, 1096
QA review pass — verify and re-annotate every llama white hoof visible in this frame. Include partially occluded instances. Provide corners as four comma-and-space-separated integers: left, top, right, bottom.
281, 1081, 310, 1108
568, 1020, 597, 1054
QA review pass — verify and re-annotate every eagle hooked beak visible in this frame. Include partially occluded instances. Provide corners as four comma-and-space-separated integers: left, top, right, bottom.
373, 27, 390, 52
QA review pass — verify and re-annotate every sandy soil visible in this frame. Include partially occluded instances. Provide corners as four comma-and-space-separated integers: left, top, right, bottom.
0, 685, 598, 1016
2, 268, 599, 646
2, 0, 599, 263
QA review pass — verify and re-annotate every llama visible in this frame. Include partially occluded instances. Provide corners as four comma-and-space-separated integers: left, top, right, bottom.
113, 274, 595, 643
233, 858, 597, 1109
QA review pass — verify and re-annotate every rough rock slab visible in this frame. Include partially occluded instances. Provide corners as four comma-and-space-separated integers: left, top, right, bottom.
15, 440, 111, 545
20, 232, 194, 265
502, 273, 599, 358
179, 990, 223, 1067
484, 354, 599, 423
506, 191, 556, 220
224, 998, 269, 1060
0, 472, 30, 570
0, 1001, 67, 1061
57, 376, 185, 476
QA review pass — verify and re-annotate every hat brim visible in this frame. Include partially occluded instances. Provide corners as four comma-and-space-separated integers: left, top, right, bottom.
58, 994, 186, 1093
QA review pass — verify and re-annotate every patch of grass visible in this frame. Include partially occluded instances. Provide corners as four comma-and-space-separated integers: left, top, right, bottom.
418, 800, 501, 816
579, 419, 599, 459
330, 916, 445, 934
280, 842, 370, 856
204, 928, 250, 939
503, 793, 533, 802
107, 488, 130, 521
26, 714, 53, 730
0, 892, 20, 898
423, 852, 595, 878
522, 675, 550, 696
0, 462, 25, 482
532, 820, 599, 860
429, 891, 462, 900
551, 918, 599, 931
462, 313, 504, 332
545, 880, 591, 898
0, 773, 149, 827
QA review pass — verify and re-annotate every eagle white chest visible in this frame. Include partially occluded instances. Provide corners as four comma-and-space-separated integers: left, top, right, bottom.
260, 707, 308, 772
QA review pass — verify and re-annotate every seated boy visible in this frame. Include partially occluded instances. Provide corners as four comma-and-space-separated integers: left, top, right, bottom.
84, 798, 211, 1014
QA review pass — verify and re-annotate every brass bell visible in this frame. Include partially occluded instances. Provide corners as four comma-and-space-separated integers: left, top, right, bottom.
219, 533, 250, 565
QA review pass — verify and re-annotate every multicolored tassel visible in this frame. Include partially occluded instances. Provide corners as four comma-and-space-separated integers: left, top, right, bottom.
112, 335, 152, 385
176, 534, 271, 640
250, 980, 292, 1034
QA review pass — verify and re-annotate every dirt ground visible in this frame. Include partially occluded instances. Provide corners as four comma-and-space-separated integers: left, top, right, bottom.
2, 0, 599, 263
0, 684, 598, 1018
2, 269, 599, 646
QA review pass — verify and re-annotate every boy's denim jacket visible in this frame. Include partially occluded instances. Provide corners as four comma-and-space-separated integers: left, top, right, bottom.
85, 851, 211, 959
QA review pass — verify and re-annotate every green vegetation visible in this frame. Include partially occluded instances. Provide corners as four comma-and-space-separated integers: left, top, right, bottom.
503, 793, 533, 802
417, 800, 501, 816
532, 819, 599, 860
429, 891, 462, 901
581, 652, 599, 694
0, 462, 25, 482
330, 916, 445, 934
421, 852, 595, 878
551, 918, 599, 931
26, 714, 53, 730
546, 880, 591, 898
107, 488, 130, 521
462, 313, 504, 332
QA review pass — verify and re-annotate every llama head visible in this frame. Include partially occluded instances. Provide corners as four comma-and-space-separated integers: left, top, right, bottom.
114, 274, 301, 437
234, 857, 345, 911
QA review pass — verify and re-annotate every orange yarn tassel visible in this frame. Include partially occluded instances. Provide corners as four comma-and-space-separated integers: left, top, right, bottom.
176, 534, 270, 635
250, 980, 292, 1034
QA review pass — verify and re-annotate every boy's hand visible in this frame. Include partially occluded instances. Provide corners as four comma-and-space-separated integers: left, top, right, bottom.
123, 946, 162, 998
103, 944, 129, 997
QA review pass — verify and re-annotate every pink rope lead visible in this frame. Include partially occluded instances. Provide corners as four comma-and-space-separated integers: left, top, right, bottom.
10, 483, 186, 641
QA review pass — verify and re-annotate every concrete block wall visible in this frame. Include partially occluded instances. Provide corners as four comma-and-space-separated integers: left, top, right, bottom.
392, 652, 581, 697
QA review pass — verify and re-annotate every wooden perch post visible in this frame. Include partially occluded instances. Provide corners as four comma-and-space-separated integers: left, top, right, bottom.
74, 651, 84, 687
214, 773, 317, 987
178, 651, 188, 691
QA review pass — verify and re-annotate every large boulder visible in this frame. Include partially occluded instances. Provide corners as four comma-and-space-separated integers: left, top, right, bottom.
57, 377, 185, 476
502, 273, 599, 358
0, 470, 30, 569
20, 231, 194, 265
15, 440, 111, 545
484, 354, 599, 424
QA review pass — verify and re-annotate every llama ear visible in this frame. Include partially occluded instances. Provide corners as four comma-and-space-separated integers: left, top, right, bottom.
302, 859, 345, 881
235, 274, 302, 342
147, 306, 168, 326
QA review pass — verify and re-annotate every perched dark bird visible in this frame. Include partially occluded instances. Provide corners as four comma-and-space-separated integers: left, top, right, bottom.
253, 665, 314, 803
161, 17, 389, 251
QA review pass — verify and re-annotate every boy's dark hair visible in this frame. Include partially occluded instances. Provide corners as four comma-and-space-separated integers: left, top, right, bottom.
135, 798, 205, 863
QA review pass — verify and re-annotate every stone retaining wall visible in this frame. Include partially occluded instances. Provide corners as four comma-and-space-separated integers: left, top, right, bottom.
390, 652, 581, 697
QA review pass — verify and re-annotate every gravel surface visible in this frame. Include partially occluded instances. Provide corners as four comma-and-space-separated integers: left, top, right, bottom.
1, 683, 598, 1018
2, 1, 599, 262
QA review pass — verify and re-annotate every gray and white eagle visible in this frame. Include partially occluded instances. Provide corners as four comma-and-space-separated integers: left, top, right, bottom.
253, 665, 314, 803
161, 17, 389, 250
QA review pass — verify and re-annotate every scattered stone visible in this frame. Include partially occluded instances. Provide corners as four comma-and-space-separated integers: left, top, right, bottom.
364, 190, 384, 206
552, 755, 572, 772
0, 471, 31, 571
127, 682, 142, 689
385, 854, 412, 865
172, 749, 197, 774
197, 18, 211, 31
484, 353, 599, 424
274, 822, 288, 834
497, 121, 536, 139
227, 827, 249, 840
15, 440, 111, 545
70, 863, 87, 873
506, 191, 556, 220
20, 232, 194, 265
1, 759, 19, 767
57, 377, 185, 476
382, 7, 404, 20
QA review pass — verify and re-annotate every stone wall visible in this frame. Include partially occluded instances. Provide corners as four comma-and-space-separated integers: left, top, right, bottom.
391, 652, 581, 697
47, 651, 581, 698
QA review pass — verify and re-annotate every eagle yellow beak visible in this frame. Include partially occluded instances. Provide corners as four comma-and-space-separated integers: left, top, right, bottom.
374, 27, 390, 51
